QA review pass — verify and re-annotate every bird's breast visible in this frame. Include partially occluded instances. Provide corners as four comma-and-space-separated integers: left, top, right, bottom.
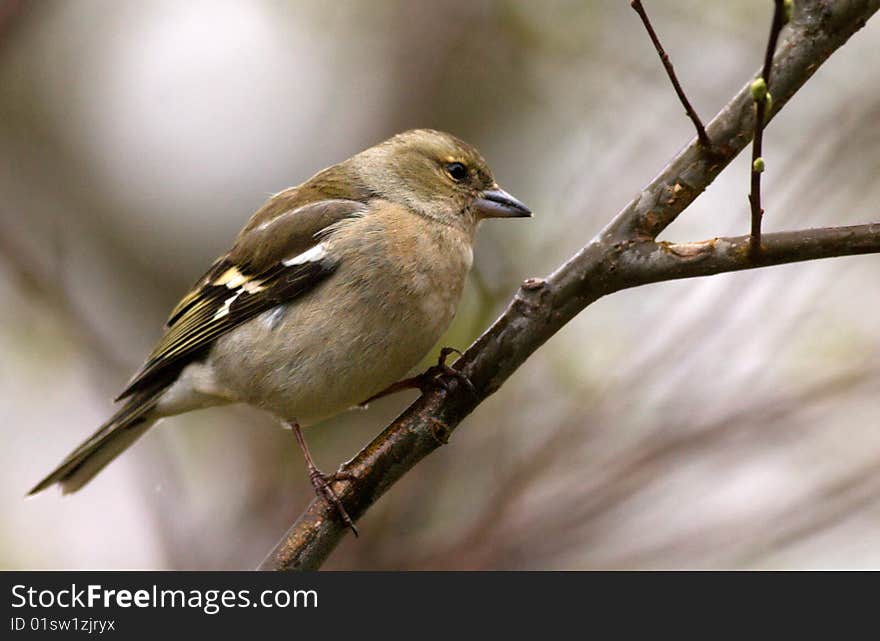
208, 203, 475, 425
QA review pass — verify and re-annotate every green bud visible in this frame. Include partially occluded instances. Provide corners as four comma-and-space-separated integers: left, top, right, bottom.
750, 78, 767, 102
766, 92, 772, 113
783, 0, 794, 24
753, 158, 765, 173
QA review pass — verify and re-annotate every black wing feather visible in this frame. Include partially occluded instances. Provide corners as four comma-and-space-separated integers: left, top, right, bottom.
116, 256, 336, 401
115, 197, 365, 402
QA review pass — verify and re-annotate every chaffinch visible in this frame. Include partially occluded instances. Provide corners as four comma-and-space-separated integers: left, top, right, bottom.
29, 129, 531, 532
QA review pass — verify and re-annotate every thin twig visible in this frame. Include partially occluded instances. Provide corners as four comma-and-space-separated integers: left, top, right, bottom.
749, 0, 788, 258
630, 0, 710, 147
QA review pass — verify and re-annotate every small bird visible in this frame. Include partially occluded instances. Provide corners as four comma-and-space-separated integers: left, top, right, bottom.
29, 129, 531, 531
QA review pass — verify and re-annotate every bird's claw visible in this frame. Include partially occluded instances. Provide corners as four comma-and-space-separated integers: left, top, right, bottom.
418, 347, 476, 397
357, 347, 476, 407
308, 469, 358, 537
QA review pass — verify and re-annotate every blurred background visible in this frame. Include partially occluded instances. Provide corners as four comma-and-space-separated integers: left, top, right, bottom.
1, 0, 879, 570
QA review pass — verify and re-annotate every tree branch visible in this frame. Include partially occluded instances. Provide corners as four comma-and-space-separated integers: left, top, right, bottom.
617, 224, 880, 285
259, 0, 880, 571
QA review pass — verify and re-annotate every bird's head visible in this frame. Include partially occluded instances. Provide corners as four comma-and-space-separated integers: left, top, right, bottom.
351, 129, 531, 231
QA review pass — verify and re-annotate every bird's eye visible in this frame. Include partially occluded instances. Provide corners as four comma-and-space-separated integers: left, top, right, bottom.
446, 162, 468, 182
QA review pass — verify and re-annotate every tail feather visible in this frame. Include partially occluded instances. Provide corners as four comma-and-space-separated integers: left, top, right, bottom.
29, 391, 163, 495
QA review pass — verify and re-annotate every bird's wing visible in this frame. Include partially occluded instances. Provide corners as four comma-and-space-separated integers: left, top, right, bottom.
116, 197, 368, 401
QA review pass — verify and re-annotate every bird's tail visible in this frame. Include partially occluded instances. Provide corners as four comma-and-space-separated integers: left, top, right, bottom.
28, 389, 164, 495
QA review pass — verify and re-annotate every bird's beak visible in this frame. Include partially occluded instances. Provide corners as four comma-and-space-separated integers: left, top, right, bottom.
475, 185, 532, 219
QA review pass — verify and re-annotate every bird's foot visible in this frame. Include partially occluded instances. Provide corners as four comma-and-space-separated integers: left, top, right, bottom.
359, 347, 475, 407
308, 468, 358, 537
416, 347, 476, 396
287, 420, 358, 537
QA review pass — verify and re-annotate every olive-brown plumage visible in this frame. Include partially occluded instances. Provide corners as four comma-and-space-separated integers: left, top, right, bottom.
30, 129, 531, 518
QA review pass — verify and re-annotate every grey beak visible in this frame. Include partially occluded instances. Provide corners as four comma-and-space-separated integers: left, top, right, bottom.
475, 186, 532, 219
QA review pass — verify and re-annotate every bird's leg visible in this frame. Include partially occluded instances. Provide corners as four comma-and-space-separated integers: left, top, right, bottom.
360, 347, 476, 406
287, 421, 358, 537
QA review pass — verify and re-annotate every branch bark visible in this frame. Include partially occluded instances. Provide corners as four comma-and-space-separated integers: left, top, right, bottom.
259, 0, 880, 571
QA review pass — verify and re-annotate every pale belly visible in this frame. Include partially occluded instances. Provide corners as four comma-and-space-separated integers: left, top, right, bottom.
206, 252, 466, 425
